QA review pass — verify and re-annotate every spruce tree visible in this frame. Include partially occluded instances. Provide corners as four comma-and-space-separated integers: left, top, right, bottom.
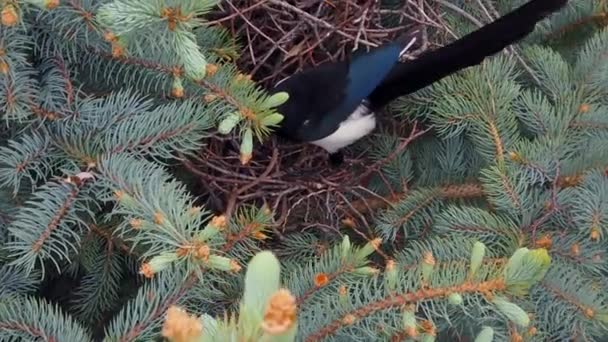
0, 1, 607, 341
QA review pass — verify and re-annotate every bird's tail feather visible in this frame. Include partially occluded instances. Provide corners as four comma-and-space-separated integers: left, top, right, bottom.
367, 0, 569, 109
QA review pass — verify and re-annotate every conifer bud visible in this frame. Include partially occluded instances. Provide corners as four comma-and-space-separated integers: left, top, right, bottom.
504, 248, 551, 296
402, 308, 417, 337
579, 103, 590, 113
45, 0, 60, 9
187, 206, 201, 217
146, 252, 178, 275
129, 218, 143, 230
25, 0, 59, 10
420, 320, 436, 338
511, 331, 523, 342
171, 77, 184, 98
217, 112, 241, 134
161, 306, 203, 342
421, 334, 436, 342
261, 288, 297, 335
470, 241, 486, 277
208, 255, 240, 272
261, 113, 284, 127
153, 211, 164, 225
103, 31, 117, 42
196, 215, 225, 241
355, 238, 381, 260
341, 235, 351, 260
252, 231, 268, 240
239, 128, 253, 165
139, 262, 154, 278
261, 91, 289, 109
113, 189, 136, 207
535, 234, 552, 249
341, 217, 356, 229
474, 326, 494, 342
338, 285, 348, 306
111, 43, 124, 58
508, 151, 523, 163
193, 244, 210, 261
590, 227, 600, 241
385, 259, 397, 291
570, 243, 580, 256
203, 93, 218, 103
448, 292, 463, 305
205, 63, 218, 77
421, 251, 435, 283
1, 4, 19, 26
235, 73, 251, 82
492, 296, 530, 327
182, 50, 207, 81
342, 314, 356, 325
353, 266, 379, 276
240, 107, 255, 120
211, 214, 227, 230
0, 60, 8, 74
314, 273, 329, 287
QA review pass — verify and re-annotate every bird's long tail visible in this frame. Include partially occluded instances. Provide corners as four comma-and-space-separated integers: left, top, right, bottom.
367, 0, 569, 109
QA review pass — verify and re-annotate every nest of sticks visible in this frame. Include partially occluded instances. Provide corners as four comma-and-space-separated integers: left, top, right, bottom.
205, 0, 452, 85
185, 0, 453, 233
183, 123, 428, 236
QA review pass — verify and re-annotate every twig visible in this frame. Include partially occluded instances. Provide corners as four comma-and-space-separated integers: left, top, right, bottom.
266, 0, 380, 48
236, 148, 279, 195
205, 1, 268, 25
225, 0, 289, 55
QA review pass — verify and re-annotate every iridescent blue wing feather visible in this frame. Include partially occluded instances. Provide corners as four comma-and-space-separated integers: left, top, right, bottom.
315, 44, 402, 133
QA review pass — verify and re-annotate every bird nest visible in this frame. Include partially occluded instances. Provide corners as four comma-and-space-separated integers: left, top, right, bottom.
184, 0, 449, 233
205, 0, 446, 86
182, 124, 428, 234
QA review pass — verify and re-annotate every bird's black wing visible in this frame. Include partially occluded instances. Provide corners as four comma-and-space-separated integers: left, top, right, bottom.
272, 40, 413, 142
271, 61, 350, 142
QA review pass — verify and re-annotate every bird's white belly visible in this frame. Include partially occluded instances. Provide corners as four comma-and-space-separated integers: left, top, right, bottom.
310, 105, 376, 153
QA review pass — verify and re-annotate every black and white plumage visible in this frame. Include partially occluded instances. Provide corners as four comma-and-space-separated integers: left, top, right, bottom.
268, 0, 569, 163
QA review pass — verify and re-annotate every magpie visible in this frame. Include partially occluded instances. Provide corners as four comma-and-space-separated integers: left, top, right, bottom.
269, 0, 569, 165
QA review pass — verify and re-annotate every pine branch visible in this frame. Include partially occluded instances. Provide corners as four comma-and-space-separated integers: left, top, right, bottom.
0, 263, 41, 300
5, 173, 98, 277
532, 263, 608, 340
305, 277, 507, 341
574, 26, 608, 95
0, 130, 57, 193
546, 9, 608, 39
218, 204, 273, 265
557, 169, 608, 233
0, 295, 93, 341
374, 188, 443, 241
351, 183, 484, 215
104, 268, 200, 342
89, 223, 137, 258
284, 236, 381, 307
69, 236, 126, 323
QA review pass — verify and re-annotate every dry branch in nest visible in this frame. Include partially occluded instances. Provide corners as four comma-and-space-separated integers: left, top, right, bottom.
206, 0, 450, 86
186, 0, 457, 236
183, 123, 429, 236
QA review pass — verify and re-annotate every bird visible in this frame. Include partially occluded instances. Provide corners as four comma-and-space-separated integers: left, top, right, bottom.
268, 0, 569, 165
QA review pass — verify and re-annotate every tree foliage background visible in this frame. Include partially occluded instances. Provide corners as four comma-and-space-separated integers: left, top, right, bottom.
0, 0, 607, 341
